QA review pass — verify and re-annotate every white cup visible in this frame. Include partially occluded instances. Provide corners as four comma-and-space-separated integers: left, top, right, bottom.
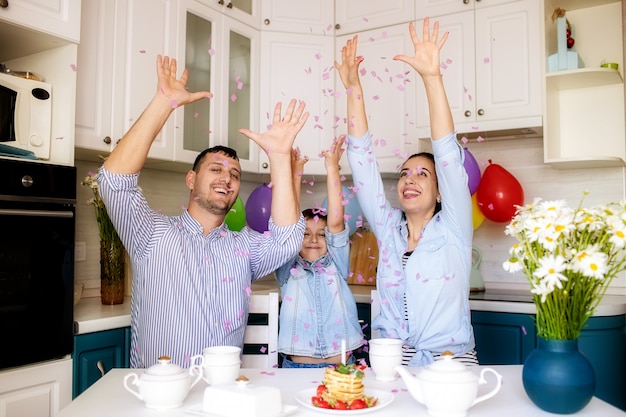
190, 346, 241, 386
369, 338, 403, 382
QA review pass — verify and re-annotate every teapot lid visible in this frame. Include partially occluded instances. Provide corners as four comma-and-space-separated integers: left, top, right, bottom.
143, 356, 187, 380
419, 351, 477, 383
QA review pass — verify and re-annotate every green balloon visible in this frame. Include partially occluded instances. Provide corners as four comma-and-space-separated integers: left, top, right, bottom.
225, 196, 246, 231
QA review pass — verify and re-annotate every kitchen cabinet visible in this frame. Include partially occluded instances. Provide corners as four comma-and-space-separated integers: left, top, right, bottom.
542, 0, 625, 168
415, 0, 543, 139
0, 358, 72, 417
76, 0, 260, 172
471, 311, 536, 365
174, 0, 260, 171
260, 31, 335, 175
472, 311, 626, 411
334, 0, 415, 35
0, 0, 81, 43
335, 24, 420, 174
73, 327, 130, 398
260, 0, 334, 35
75, 0, 177, 162
195, 0, 260, 29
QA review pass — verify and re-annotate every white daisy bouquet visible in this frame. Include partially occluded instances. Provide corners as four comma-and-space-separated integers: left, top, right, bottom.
503, 193, 626, 340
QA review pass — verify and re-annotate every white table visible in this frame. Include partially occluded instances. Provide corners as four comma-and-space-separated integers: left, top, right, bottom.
57, 366, 625, 416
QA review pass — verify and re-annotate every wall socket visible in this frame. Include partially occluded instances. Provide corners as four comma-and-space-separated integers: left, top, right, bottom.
75, 241, 86, 262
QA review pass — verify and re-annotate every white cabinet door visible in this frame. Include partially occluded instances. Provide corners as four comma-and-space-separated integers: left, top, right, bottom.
75, 0, 177, 161
416, 0, 520, 19
0, 0, 81, 42
335, 0, 415, 35
0, 358, 72, 417
115, 0, 178, 161
75, 0, 116, 154
260, 32, 335, 175
260, 0, 334, 35
416, 0, 542, 138
174, 0, 259, 171
195, 0, 260, 29
335, 24, 419, 174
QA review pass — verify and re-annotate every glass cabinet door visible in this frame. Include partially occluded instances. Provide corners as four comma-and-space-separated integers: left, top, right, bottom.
183, 11, 214, 156
227, 30, 251, 160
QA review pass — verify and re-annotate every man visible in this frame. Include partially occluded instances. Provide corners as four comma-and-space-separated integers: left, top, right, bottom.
98, 55, 307, 368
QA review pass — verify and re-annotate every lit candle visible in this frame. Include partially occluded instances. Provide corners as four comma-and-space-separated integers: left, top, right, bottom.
341, 339, 346, 365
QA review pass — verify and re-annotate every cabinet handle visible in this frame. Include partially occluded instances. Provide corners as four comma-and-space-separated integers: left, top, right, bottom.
226, 2, 233, 8
264, 19, 270, 25
262, 162, 269, 169
464, 110, 471, 118
218, 0, 224, 4
103, 136, 112, 144
0, 0, 8, 9
463, 0, 470, 4
477, 108, 485, 116
335, 24, 341, 30
96, 360, 106, 377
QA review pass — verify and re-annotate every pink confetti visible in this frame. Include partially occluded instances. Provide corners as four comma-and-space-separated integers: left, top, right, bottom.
208, 49, 216, 56
230, 94, 237, 102
139, 49, 146, 54
70, 64, 77, 72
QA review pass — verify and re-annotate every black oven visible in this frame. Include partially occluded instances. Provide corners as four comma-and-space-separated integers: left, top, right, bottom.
0, 158, 76, 369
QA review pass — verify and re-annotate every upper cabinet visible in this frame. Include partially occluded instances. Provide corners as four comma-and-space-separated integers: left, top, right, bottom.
415, 0, 543, 139
0, 0, 81, 43
75, 0, 177, 163
542, 0, 625, 168
335, 24, 420, 174
76, 0, 259, 172
335, 0, 415, 35
0, 0, 80, 167
260, 0, 334, 35
195, 0, 260, 29
260, 31, 335, 175
174, 0, 259, 172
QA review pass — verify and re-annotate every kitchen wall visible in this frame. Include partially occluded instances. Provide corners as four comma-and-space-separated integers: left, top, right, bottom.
75, 135, 626, 297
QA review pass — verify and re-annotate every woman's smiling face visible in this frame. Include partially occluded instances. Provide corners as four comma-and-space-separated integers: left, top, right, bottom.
397, 155, 439, 215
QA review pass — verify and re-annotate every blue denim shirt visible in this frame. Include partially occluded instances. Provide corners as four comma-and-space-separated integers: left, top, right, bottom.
347, 131, 475, 367
276, 226, 364, 358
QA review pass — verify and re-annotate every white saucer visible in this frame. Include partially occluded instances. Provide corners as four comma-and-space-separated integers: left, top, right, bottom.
186, 403, 298, 417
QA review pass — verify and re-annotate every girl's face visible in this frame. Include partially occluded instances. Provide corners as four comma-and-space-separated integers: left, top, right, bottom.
299, 217, 328, 262
397, 155, 440, 216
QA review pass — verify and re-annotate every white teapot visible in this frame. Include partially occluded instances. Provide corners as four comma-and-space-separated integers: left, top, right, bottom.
123, 356, 203, 409
395, 351, 502, 417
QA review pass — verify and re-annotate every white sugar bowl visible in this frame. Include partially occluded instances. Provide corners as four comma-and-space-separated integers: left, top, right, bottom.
123, 356, 203, 409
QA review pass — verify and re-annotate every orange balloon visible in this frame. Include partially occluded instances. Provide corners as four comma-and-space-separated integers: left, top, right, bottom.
472, 193, 485, 229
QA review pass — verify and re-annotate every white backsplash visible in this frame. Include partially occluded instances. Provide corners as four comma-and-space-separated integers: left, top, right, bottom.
75, 136, 626, 297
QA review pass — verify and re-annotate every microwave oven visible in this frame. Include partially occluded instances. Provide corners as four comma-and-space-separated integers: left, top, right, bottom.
0, 72, 52, 160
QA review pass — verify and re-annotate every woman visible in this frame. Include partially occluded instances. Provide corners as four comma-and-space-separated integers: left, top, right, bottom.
335, 18, 477, 366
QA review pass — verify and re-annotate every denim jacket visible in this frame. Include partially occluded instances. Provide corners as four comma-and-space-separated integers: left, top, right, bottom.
347, 131, 476, 367
276, 226, 364, 358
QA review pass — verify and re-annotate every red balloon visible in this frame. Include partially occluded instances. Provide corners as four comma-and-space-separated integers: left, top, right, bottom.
476, 162, 524, 223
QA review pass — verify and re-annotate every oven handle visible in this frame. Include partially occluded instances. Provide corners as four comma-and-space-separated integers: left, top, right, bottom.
0, 209, 74, 218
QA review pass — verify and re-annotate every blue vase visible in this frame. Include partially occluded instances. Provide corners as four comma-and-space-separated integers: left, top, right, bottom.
522, 337, 595, 414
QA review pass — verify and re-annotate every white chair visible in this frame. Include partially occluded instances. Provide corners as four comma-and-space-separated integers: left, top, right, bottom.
371, 289, 381, 339
242, 292, 279, 368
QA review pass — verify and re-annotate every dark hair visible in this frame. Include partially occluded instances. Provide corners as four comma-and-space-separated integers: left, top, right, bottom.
192, 146, 239, 172
302, 208, 327, 222
402, 151, 442, 214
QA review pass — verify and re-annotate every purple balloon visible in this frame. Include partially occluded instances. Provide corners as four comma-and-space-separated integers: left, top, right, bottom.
245, 184, 272, 233
464, 147, 481, 195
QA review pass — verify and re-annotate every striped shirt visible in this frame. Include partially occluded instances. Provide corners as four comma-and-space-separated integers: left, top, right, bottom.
98, 167, 305, 369
401, 251, 479, 366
